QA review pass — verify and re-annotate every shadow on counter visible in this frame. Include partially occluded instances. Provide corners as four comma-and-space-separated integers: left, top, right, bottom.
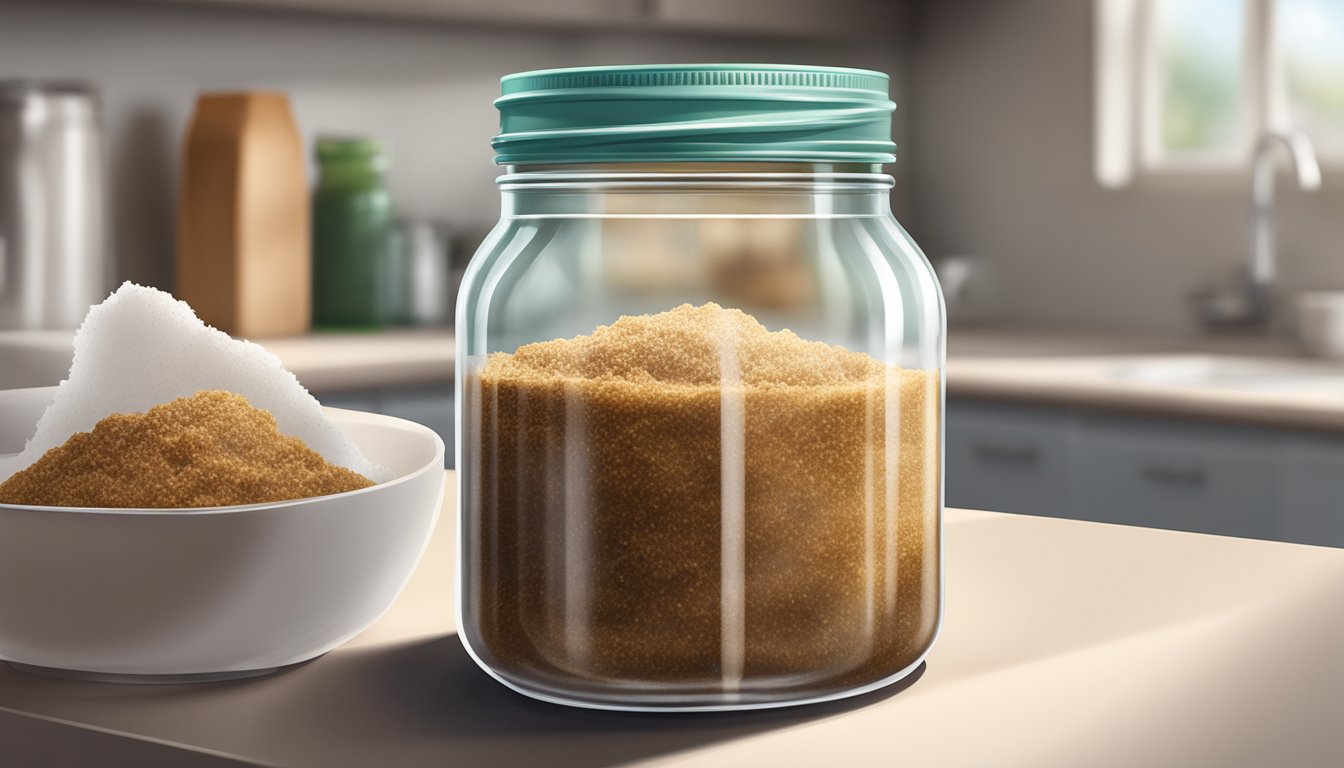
267, 633, 923, 767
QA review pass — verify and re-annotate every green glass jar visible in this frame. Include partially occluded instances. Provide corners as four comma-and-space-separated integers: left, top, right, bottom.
312, 137, 392, 328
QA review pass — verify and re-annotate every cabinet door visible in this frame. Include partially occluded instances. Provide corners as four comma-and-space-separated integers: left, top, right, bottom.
1076, 416, 1277, 539
652, 0, 904, 40
312, 386, 455, 468
378, 387, 455, 468
1278, 436, 1344, 548
946, 400, 1076, 518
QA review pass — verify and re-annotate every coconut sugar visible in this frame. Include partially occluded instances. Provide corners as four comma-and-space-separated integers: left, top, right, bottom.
468, 303, 940, 693
0, 390, 374, 508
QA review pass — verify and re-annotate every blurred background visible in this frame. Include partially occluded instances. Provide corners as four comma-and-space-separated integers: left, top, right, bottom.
4, 0, 1344, 546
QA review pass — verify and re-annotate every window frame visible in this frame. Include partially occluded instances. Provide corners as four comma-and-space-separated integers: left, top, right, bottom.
1095, 0, 1327, 187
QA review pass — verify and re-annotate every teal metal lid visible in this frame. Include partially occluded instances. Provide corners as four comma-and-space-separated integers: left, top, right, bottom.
492, 64, 897, 165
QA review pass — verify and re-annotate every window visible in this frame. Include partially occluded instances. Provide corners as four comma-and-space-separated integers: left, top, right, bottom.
1095, 0, 1344, 185
1280, 0, 1344, 155
1149, 0, 1247, 163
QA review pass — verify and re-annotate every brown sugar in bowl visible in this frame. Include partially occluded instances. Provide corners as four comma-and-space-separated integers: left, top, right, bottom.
0, 390, 373, 509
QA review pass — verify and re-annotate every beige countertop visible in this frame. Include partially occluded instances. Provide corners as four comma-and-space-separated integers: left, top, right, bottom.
255, 330, 454, 391
3, 471, 1343, 767
948, 328, 1344, 431
8, 324, 1344, 429
948, 326, 1309, 359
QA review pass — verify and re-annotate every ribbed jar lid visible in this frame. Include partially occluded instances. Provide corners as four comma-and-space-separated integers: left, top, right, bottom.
492, 64, 897, 166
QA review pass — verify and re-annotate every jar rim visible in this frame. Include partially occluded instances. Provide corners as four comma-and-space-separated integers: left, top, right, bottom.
497, 170, 895, 192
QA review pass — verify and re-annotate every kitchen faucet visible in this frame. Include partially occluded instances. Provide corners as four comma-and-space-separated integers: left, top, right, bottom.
1191, 130, 1322, 329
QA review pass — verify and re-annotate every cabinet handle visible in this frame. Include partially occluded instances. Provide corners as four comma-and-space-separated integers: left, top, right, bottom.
971, 441, 1042, 465
1140, 464, 1207, 488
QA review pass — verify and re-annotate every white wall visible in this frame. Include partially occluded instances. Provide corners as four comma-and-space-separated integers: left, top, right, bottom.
906, 0, 1344, 333
21, 0, 1334, 335
0, 0, 907, 290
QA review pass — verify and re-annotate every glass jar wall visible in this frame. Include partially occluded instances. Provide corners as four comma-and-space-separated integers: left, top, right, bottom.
456, 66, 944, 711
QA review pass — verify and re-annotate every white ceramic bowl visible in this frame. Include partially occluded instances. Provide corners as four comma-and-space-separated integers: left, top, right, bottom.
0, 386, 445, 682
1298, 291, 1344, 360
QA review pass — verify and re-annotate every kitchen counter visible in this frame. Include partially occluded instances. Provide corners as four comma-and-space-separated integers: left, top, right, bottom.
9, 324, 1344, 429
949, 328, 1344, 431
948, 327, 1307, 359
0, 329, 454, 392
3, 471, 1343, 767
251, 330, 454, 391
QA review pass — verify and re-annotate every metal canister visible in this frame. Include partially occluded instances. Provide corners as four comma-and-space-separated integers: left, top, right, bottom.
0, 81, 107, 330
388, 220, 454, 327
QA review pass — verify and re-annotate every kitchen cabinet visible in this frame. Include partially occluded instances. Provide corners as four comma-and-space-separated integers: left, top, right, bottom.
642, 0, 905, 39
1075, 415, 1276, 540
319, 384, 454, 468
945, 401, 1076, 519
166, 0, 904, 40
1279, 436, 1344, 547
947, 398, 1344, 547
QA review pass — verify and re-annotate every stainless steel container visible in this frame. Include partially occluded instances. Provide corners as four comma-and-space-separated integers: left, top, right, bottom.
384, 221, 457, 327
0, 82, 107, 330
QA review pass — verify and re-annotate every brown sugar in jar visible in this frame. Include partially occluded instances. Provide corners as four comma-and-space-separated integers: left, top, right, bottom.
465, 304, 940, 702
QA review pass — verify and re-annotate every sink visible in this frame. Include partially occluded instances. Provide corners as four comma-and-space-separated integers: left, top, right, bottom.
0, 331, 74, 390
1106, 355, 1344, 391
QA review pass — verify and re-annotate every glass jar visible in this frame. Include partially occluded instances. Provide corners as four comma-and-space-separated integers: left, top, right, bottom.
456, 65, 944, 711
312, 136, 392, 328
